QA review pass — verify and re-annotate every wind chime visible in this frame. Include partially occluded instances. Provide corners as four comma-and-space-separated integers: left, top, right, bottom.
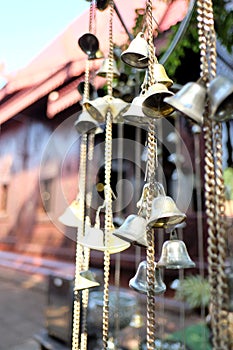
59, 0, 233, 348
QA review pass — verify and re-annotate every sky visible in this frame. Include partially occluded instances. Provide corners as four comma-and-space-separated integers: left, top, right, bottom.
0, 0, 89, 75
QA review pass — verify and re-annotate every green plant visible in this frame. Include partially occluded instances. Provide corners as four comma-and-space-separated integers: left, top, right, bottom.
175, 275, 210, 309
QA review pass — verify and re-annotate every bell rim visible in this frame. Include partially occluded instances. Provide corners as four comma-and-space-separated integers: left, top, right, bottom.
164, 95, 204, 125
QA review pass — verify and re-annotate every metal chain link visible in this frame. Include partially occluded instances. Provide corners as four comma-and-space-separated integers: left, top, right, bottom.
72, 134, 88, 350
102, 3, 114, 347
207, 1, 230, 344
145, 1, 157, 348
84, 60, 90, 102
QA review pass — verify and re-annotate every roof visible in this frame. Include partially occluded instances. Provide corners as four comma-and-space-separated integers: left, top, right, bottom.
0, 0, 189, 124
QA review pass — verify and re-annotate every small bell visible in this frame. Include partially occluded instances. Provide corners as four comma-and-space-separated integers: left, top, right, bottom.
78, 33, 99, 58
122, 95, 151, 126
96, 58, 120, 78
164, 81, 206, 125
121, 32, 149, 69
58, 199, 83, 228
208, 75, 233, 121
137, 182, 164, 218
74, 270, 100, 291
74, 109, 103, 134
109, 97, 130, 123
157, 231, 195, 269
78, 225, 130, 254
112, 214, 148, 247
144, 59, 173, 88
129, 260, 166, 294
142, 83, 174, 118
83, 96, 109, 122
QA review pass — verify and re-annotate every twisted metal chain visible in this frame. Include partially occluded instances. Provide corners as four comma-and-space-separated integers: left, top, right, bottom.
84, 60, 90, 102
107, 0, 114, 97
197, 0, 220, 347
145, 1, 157, 349
72, 134, 88, 350
102, 2, 114, 348
207, 1, 229, 345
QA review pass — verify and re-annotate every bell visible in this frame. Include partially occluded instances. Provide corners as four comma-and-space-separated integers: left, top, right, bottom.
142, 83, 174, 118
112, 214, 148, 247
78, 225, 130, 254
96, 58, 120, 78
121, 32, 149, 69
109, 97, 130, 123
58, 199, 83, 228
164, 81, 206, 125
88, 48, 104, 60
74, 270, 100, 291
157, 233, 195, 269
144, 60, 173, 88
153, 62, 173, 88
83, 96, 109, 122
78, 33, 99, 57
74, 109, 102, 134
208, 75, 233, 121
129, 312, 144, 328
147, 195, 186, 228
122, 95, 151, 126
129, 260, 166, 294
137, 182, 164, 218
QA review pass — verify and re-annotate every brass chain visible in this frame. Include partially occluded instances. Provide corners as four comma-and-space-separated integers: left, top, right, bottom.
207, 1, 229, 345
198, 0, 229, 347
72, 134, 87, 350
102, 2, 114, 348
145, 1, 157, 349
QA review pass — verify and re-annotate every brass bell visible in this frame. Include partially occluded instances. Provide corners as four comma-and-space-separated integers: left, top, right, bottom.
78, 225, 130, 254
96, 58, 120, 78
142, 83, 174, 118
74, 109, 103, 134
147, 195, 186, 228
157, 231, 195, 269
58, 199, 83, 228
129, 260, 166, 294
74, 270, 100, 291
83, 96, 109, 122
122, 95, 151, 126
78, 33, 99, 58
208, 75, 233, 121
144, 59, 173, 88
164, 81, 206, 125
109, 97, 130, 123
112, 214, 148, 247
121, 32, 149, 69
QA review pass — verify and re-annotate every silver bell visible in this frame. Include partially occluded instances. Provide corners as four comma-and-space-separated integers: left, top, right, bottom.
74, 109, 102, 134
129, 260, 166, 294
157, 231, 195, 269
121, 32, 149, 69
208, 75, 233, 121
142, 83, 174, 118
122, 95, 152, 126
112, 214, 148, 247
164, 81, 206, 125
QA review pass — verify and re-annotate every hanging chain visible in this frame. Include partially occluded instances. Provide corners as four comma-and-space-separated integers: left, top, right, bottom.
145, 1, 157, 349
72, 134, 87, 350
102, 2, 114, 349
198, 0, 230, 348
207, 1, 229, 346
